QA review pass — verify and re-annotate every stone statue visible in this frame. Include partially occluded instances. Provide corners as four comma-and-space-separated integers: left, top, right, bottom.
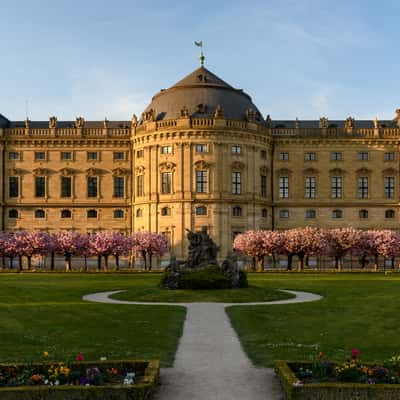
103, 117, 108, 129
221, 251, 242, 288
185, 227, 219, 269
131, 114, 138, 127
180, 106, 189, 118
213, 104, 224, 119
75, 117, 85, 128
395, 109, 400, 127
319, 117, 328, 129
295, 118, 300, 129
345, 116, 355, 130
49, 116, 57, 129
373, 118, 379, 129
25, 118, 30, 129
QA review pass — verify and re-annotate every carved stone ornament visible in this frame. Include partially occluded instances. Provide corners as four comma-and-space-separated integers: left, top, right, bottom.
9, 168, 22, 176
32, 168, 49, 176
159, 162, 176, 172
246, 108, 257, 122
260, 166, 268, 175
373, 117, 379, 129
265, 114, 272, 128
59, 168, 74, 176
295, 118, 300, 129
319, 117, 328, 129
395, 109, 400, 127
25, 118, 30, 129
276, 168, 292, 176
382, 168, 398, 175
75, 116, 85, 128
103, 117, 108, 129
180, 106, 190, 118
112, 167, 130, 176
135, 165, 145, 174
142, 109, 155, 122
49, 116, 58, 129
86, 167, 101, 176
131, 114, 138, 127
231, 161, 245, 171
194, 160, 210, 169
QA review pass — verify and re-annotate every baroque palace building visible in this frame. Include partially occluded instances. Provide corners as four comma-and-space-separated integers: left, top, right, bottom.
1, 64, 400, 259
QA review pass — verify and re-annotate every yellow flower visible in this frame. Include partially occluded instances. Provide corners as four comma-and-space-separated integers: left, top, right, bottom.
43, 351, 49, 358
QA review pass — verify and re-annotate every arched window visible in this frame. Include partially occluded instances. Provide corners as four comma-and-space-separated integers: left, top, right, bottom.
35, 209, 45, 218
9, 209, 18, 218
87, 209, 97, 218
332, 209, 343, 219
161, 207, 171, 216
114, 209, 124, 218
359, 209, 368, 219
61, 209, 71, 218
262, 208, 268, 218
196, 206, 207, 216
232, 206, 242, 217
136, 208, 143, 218
385, 209, 395, 219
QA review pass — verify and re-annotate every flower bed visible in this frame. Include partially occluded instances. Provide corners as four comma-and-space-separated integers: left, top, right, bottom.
275, 352, 400, 400
0, 359, 159, 400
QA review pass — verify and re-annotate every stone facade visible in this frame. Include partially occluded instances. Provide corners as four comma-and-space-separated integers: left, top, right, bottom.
1, 67, 400, 259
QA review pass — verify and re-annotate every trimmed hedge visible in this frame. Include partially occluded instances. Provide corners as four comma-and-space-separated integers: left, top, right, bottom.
275, 360, 400, 400
178, 267, 232, 289
0, 359, 159, 400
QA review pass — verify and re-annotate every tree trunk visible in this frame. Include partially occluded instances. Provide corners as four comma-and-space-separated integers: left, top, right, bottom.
115, 254, 120, 271
27, 256, 32, 270
51, 252, 55, 271
257, 256, 264, 272
287, 254, 293, 271
97, 255, 102, 271
104, 255, 109, 271
65, 254, 71, 272
84, 255, 88, 272
18, 255, 23, 271
141, 251, 147, 271
297, 253, 304, 272
374, 255, 379, 271
148, 253, 153, 271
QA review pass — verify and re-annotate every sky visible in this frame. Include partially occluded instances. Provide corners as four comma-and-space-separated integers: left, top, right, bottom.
1, 0, 399, 121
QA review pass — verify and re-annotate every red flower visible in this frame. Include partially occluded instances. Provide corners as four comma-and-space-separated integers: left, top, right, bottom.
351, 348, 361, 359
76, 353, 84, 362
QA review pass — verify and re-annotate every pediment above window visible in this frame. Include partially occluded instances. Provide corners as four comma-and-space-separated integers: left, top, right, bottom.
303, 167, 319, 175
159, 162, 176, 172
260, 166, 268, 175
356, 167, 371, 175
329, 168, 346, 175
86, 167, 103, 176
382, 168, 398, 175
276, 168, 292, 175
32, 168, 50, 176
8, 168, 24, 176
59, 167, 75, 176
194, 160, 211, 169
112, 167, 130, 176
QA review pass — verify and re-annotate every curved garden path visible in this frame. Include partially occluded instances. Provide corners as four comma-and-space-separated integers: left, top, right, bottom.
83, 290, 322, 400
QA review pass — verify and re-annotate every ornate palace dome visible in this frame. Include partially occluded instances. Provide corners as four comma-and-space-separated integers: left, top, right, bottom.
142, 66, 264, 124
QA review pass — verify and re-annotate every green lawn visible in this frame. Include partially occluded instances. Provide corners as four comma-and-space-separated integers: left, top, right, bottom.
227, 273, 400, 367
0, 273, 186, 367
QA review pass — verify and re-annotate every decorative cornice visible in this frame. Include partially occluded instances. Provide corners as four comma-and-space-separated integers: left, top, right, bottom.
303, 167, 319, 175
32, 168, 50, 176
59, 168, 75, 176
329, 168, 346, 175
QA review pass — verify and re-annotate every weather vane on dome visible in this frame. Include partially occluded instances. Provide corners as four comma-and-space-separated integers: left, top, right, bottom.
194, 41, 205, 67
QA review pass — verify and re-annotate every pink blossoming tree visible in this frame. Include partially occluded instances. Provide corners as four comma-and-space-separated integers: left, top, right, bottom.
133, 231, 168, 270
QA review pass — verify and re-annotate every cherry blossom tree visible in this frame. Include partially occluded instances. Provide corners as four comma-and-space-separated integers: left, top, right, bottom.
326, 228, 362, 271
279, 227, 328, 271
233, 230, 280, 271
132, 231, 168, 271
55, 231, 89, 271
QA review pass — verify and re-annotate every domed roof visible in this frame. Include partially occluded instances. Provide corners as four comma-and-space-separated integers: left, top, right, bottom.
142, 66, 264, 124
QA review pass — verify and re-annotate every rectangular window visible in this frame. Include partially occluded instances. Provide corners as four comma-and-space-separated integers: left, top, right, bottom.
161, 146, 172, 154
279, 209, 289, 218
260, 150, 267, 159
232, 172, 241, 194
35, 176, 46, 197
161, 172, 172, 194
304, 152, 316, 161
279, 176, 289, 198
113, 176, 125, 198
113, 151, 125, 161
87, 176, 98, 197
384, 152, 395, 161
9, 151, 19, 160
196, 144, 207, 153
305, 176, 316, 198
87, 151, 99, 161
358, 176, 369, 199
232, 145, 241, 154
136, 150, 144, 158
196, 170, 208, 193
306, 209, 316, 219
61, 151, 72, 161
279, 152, 289, 161
331, 176, 342, 199
261, 175, 267, 197
35, 151, 46, 161
358, 152, 369, 161
61, 176, 71, 198
137, 175, 144, 197
331, 152, 342, 161
385, 176, 395, 199
9, 176, 19, 198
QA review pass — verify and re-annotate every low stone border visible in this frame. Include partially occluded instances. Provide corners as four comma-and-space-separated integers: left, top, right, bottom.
275, 360, 400, 400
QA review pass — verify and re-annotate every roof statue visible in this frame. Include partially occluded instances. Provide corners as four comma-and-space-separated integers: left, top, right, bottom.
194, 40, 205, 67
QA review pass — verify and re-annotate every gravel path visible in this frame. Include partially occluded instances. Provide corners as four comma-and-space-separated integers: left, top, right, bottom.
83, 290, 322, 400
